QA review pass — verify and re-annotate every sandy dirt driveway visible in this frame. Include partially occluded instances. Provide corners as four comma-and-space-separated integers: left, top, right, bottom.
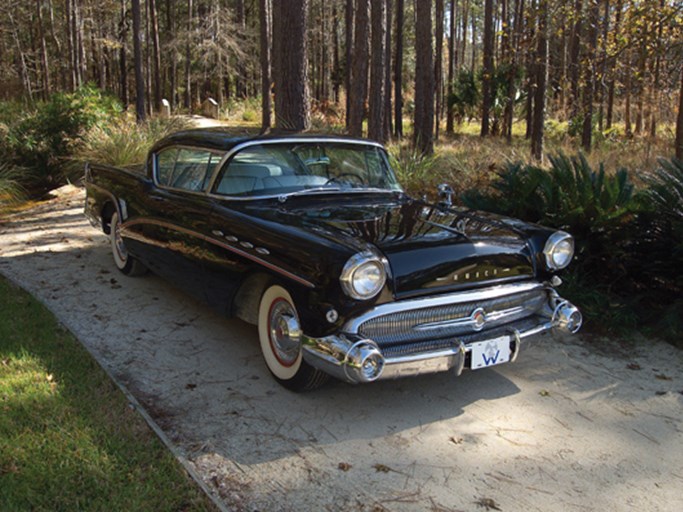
1, 185, 682, 512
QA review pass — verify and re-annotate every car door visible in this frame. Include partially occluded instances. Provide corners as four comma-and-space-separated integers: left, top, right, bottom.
132, 146, 224, 302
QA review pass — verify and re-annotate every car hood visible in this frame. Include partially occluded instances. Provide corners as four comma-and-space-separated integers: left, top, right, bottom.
246, 196, 536, 298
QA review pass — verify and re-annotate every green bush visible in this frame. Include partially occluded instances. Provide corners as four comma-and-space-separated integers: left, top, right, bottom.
1, 85, 121, 191
388, 144, 438, 196
75, 116, 191, 171
0, 164, 27, 210
448, 69, 479, 123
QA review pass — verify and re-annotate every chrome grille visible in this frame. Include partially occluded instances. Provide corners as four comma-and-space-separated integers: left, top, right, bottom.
380, 316, 542, 358
357, 289, 548, 347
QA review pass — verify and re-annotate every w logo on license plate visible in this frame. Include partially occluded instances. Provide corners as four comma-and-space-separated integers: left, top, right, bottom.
481, 341, 501, 365
471, 336, 511, 370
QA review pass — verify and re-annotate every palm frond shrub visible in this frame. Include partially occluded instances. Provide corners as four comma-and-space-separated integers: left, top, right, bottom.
74, 116, 191, 171
2, 85, 121, 191
388, 144, 438, 196
0, 164, 27, 210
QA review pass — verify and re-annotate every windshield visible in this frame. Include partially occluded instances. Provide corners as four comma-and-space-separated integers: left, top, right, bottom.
213, 142, 402, 198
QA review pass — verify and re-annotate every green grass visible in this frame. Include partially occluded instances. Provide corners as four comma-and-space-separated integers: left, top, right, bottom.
0, 276, 215, 512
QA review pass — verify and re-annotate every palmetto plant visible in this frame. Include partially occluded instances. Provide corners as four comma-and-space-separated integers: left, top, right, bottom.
75, 116, 191, 169
539, 153, 635, 236
0, 164, 26, 210
461, 152, 639, 284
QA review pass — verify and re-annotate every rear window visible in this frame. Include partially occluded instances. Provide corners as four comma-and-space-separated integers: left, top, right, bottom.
155, 147, 224, 192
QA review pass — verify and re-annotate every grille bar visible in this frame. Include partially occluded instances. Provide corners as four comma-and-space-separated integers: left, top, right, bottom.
380, 316, 542, 359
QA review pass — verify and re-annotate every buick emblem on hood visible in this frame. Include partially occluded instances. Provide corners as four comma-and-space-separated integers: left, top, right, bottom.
436, 266, 512, 283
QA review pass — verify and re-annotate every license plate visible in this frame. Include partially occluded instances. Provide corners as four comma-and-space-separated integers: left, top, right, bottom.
470, 336, 511, 370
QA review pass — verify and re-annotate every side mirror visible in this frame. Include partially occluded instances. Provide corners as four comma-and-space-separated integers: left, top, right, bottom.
437, 183, 454, 207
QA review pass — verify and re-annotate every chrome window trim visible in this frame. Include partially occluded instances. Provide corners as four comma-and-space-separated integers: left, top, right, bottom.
343, 282, 547, 334
152, 144, 227, 196
205, 137, 400, 201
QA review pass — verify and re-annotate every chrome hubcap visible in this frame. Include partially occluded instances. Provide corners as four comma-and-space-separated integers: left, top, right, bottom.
268, 300, 302, 367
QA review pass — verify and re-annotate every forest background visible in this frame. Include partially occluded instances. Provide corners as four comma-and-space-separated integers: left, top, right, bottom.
0, 0, 682, 342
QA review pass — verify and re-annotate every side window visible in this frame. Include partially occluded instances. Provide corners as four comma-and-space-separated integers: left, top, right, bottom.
156, 148, 177, 187
171, 149, 212, 191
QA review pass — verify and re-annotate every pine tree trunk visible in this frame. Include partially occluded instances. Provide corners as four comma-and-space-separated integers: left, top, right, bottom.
132, 0, 146, 122
435, 0, 444, 140
394, 0, 404, 138
635, 42, 646, 135
461, 0, 469, 68
149, 0, 161, 111
581, 0, 598, 151
272, 0, 310, 132
383, 0, 393, 139
184, 0, 192, 109
676, 64, 683, 159
480, 0, 494, 136
118, 0, 128, 105
35, 0, 51, 98
66, 0, 76, 91
649, 0, 665, 138
368, 0, 387, 143
568, 0, 582, 119
259, 0, 272, 132
348, 0, 369, 137
414, 0, 435, 154
165, 0, 176, 108
446, 0, 456, 133
606, 0, 622, 130
333, 4, 341, 104
596, 0, 609, 131
530, 0, 547, 160
344, 0, 354, 128
236, 0, 246, 99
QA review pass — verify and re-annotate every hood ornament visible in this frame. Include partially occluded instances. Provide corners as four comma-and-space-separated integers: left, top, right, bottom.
437, 183, 454, 208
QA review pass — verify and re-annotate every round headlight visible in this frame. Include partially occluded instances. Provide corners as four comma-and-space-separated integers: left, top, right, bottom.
340, 251, 387, 300
544, 231, 575, 270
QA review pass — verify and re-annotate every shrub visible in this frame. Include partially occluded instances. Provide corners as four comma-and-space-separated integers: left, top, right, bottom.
75, 115, 191, 171
460, 153, 683, 343
387, 144, 438, 196
2, 85, 121, 191
0, 164, 27, 210
242, 109, 257, 122
448, 69, 479, 123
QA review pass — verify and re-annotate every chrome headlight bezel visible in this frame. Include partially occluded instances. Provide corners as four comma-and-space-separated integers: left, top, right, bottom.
543, 231, 575, 270
340, 251, 387, 300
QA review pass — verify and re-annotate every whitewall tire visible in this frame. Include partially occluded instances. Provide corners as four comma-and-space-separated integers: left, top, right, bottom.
109, 212, 147, 276
257, 284, 328, 391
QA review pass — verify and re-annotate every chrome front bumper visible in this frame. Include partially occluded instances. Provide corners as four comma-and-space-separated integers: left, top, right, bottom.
301, 282, 581, 384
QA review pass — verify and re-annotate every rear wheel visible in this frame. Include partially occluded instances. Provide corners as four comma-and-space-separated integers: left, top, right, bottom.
257, 285, 329, 391
110, 212, 147, 276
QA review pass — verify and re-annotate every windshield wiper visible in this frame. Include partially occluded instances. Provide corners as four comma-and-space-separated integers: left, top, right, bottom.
277, 186, 403, 203
277, 186, 342, 203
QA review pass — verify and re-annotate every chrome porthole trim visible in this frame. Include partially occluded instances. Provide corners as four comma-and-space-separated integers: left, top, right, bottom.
340, 250, 388, 301
543, 231, 575, 270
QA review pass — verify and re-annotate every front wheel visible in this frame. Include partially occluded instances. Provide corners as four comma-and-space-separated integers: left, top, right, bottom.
110, 212, 147, 276
257, 285, 329, 391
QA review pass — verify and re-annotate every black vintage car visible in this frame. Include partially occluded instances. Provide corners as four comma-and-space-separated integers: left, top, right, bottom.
84, 129, 582, 390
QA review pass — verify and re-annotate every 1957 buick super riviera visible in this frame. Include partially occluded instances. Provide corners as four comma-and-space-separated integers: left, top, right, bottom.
84, 129, 582, 391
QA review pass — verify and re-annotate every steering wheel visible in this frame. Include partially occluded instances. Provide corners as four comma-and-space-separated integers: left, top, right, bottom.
324, 173, 366, 186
